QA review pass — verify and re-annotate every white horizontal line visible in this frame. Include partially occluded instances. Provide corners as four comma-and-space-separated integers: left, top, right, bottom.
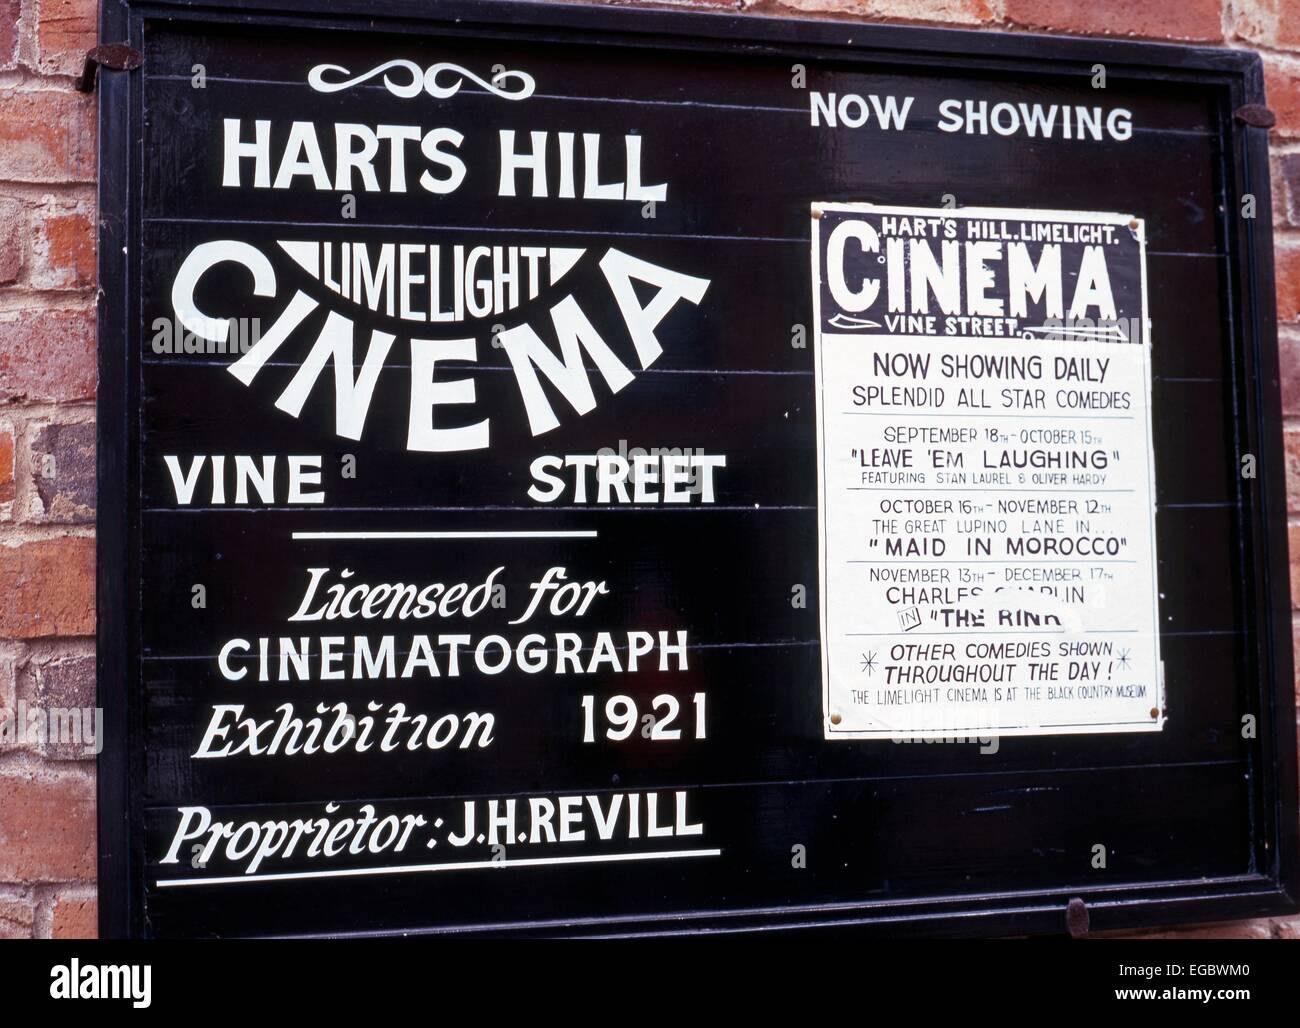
156, 848, 722, 888
291, 530, 597, 540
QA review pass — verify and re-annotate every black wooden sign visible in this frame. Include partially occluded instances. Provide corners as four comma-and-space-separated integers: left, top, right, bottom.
97, 0, 1298, 937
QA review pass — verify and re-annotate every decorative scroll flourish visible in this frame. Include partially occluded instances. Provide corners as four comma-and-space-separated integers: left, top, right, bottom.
307, 59, 535, 101
827, 313, 881, 331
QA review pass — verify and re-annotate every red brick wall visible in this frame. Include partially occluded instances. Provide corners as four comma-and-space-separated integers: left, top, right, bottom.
0, 0, 97, 940
0, 0, 1296, 939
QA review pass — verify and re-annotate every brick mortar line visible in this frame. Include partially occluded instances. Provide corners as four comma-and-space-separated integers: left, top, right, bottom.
0, 524, 96, 543
0, 403, 96, 423
33, 882, 97, 940
0, 749, 98, 770
0, 290, 96, 309
0, 70, 91, 91
0, 182, 97, 201
0, 750, 96, 775
32, 891, 53, 940
0, 181, 96, 191
5, 637, 95, 661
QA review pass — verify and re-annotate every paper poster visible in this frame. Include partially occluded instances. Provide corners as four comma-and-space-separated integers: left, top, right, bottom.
812, 204, 1163, 739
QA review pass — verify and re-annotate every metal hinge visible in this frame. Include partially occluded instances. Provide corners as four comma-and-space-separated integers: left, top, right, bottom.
1066, 896, 1090, 938
75, 43, 144, 94
1233, 104, 1276, 129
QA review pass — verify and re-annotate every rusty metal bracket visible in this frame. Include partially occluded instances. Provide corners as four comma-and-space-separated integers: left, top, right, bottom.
1066, 897, 1091, 938
1234, 104, 1277, 129
74, 43, 144, 94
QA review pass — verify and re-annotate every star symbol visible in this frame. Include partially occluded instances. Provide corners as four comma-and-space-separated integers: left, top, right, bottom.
1117, 648, 1131, 670
859, 651, 877, 675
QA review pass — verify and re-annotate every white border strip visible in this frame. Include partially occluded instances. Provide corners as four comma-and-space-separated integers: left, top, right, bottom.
157, 848, 722, 887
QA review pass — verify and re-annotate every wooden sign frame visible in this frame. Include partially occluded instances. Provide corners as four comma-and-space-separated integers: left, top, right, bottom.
96, 0, 1298, 937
